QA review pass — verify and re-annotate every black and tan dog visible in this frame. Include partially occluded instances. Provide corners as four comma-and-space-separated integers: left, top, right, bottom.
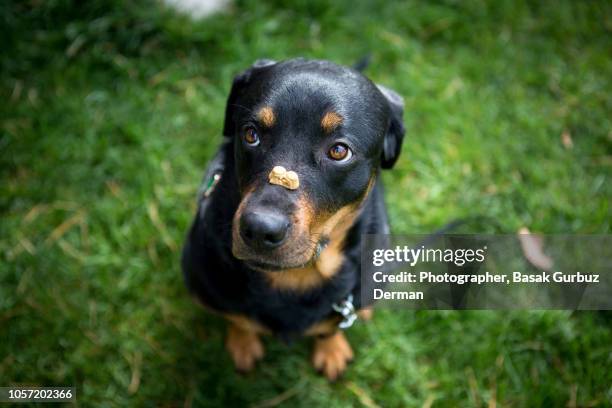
182, 58, 404, 380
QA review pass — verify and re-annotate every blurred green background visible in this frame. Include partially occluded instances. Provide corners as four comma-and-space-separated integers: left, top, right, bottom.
1, 0, 611, 406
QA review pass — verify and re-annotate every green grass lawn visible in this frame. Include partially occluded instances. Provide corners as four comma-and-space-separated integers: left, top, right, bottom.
1, 0, 611, 406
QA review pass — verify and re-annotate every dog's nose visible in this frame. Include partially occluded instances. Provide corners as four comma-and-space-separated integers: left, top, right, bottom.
240, 210, 289, 250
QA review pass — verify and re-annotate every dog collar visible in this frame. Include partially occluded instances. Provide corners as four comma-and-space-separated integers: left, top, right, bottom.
202, 173, 221, 198
197, 139, 230, 218
332, 294, 358, 329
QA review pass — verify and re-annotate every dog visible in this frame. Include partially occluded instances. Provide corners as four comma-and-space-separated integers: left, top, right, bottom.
182, 58, 405, 380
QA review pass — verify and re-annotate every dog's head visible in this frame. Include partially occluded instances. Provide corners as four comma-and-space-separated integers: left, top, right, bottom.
226, 58, 405, 271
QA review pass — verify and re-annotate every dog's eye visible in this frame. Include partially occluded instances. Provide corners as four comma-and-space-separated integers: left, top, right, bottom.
243, 127, 260, 146
328, 143, 352, 162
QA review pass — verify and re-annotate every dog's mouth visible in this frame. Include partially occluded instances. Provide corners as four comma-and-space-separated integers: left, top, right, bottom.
232, 192, 331, 271
241, 237, 330, 272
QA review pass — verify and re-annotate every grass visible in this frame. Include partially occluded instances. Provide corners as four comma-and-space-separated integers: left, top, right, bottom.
1, 0, 611, 406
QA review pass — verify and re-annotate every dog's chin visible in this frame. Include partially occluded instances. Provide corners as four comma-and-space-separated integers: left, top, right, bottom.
233, 238, 330, 273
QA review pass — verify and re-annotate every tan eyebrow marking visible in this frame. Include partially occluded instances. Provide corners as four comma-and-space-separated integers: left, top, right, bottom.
321, 112, 343, 133
257, 106, 276, 128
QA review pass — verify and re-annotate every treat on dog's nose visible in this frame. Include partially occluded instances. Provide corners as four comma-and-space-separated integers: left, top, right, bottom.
269, 166, 299, 190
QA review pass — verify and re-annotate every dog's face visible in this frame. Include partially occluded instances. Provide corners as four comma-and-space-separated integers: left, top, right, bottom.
225, 59, 405, 271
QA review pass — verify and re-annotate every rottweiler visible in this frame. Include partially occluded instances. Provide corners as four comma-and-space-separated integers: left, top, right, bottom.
182, 58, 405, 380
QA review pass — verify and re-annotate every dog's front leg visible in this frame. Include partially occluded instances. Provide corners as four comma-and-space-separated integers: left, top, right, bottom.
225, 321, 265, 372
312, 331, 354, 381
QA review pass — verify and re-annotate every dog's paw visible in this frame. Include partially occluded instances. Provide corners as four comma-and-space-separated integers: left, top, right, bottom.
225, 325, 265, 372
312, 331, 353, 381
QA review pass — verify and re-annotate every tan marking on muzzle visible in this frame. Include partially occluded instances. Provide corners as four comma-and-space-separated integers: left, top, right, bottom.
264, 177, 377, 291
268, 166, 299, 190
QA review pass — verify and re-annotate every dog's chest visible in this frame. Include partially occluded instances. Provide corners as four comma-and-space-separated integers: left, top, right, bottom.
239, 270, 355, 337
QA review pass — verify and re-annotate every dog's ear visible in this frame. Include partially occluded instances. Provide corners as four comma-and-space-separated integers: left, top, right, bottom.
376, 84, 405, 169
223, 59, 277, 137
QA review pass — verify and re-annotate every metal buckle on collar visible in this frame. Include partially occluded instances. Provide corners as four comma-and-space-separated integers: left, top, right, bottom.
332, 294, 358, 330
